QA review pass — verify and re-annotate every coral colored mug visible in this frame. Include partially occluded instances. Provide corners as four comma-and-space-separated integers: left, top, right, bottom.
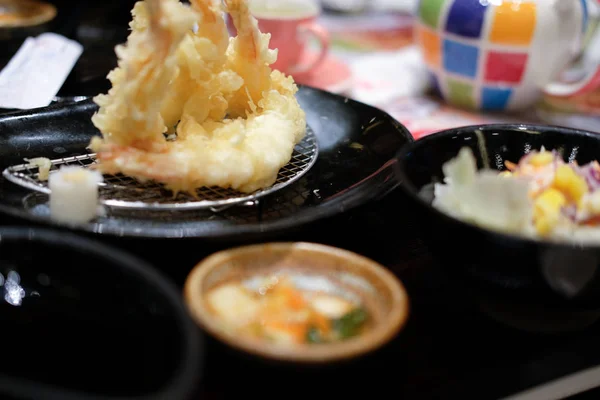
227, 0, 330, 76
415, 0, 600, 112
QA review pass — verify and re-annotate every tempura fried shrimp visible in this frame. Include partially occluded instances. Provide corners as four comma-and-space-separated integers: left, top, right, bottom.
89, 0, 307, 194
91, 0, 197, 152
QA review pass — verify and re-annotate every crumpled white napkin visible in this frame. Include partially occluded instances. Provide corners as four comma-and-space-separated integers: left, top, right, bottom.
321, 0, 417, 13
371, 0, 417, 12
349, 45, 431, 107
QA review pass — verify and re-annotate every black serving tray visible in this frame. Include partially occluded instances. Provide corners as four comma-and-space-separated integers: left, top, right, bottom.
0, 85, 413, 241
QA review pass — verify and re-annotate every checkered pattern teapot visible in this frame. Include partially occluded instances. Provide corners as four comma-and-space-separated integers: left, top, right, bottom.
415, 0, 600, 112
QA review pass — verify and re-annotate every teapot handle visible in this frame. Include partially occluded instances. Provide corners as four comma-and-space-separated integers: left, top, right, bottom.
543, 0, 600, 97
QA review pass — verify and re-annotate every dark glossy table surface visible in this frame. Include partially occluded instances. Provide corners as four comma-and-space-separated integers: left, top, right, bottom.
2, 187, 600, 399
2, 3, 600, 398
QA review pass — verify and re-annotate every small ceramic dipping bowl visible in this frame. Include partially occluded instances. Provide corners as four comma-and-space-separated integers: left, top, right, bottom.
0, 0, 57, 39
183, 242, 409, 364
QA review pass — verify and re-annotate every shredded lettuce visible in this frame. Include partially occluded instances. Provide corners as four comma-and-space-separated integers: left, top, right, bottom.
433, 148, 533, 235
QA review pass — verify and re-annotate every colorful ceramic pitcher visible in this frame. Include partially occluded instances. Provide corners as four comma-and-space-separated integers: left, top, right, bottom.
415, 0, 600, 112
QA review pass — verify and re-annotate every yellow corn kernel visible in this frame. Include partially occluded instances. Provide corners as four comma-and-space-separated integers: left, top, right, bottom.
535, 216, 555, 237
553, 165, 588, 203
529, 151, 554, 167
535, 188, 566, 214
499, 171, 512, 178
533, 188, 566, 235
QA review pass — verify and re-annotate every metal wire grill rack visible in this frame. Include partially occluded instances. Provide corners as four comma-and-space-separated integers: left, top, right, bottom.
3, 128, 318, 212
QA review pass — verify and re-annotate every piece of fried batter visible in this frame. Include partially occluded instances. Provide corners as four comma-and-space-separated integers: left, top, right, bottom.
90, 0, 306, 194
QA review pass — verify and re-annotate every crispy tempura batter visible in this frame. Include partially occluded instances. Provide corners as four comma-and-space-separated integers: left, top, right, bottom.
90, 0, 306, 194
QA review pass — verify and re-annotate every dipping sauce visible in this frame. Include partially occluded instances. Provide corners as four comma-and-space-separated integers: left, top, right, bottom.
205, 275, 369, 345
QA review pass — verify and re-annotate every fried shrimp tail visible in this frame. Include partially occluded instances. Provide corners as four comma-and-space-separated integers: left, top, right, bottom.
91, 0, 197, 151
90, 0, 307, 195
224, 0, 277, 116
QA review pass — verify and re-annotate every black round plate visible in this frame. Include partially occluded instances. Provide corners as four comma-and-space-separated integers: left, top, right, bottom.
0, 86, 413, 240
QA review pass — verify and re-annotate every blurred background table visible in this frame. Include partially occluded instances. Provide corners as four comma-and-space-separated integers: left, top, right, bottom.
2, 1, 600, 399
4, 0, 599, 133
312, 0, 600, 139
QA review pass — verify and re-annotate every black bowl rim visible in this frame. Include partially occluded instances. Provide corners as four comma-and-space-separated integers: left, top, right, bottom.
0, 226, 203, 400
394, 123, 600, 251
